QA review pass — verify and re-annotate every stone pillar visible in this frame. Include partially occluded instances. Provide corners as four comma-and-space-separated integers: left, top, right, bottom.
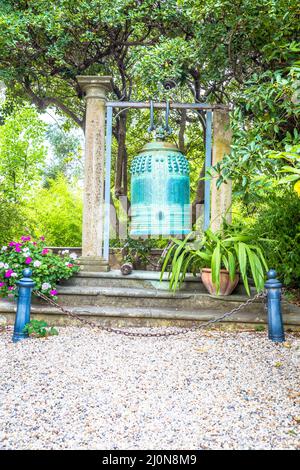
77, 76, 112, 272
210, 109, 232, 231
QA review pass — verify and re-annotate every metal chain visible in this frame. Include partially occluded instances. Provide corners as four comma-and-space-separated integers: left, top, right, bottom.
34, 290, 267, 338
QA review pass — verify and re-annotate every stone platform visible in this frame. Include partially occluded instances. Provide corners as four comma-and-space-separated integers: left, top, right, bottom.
1, 270, 300, 329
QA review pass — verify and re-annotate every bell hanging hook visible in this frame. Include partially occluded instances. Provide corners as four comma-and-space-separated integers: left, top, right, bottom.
164, 100, 172, 136
148, 100, 156, 133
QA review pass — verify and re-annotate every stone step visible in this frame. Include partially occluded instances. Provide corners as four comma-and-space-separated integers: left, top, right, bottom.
61, 269, 249, 294
52, 285, 266, 313
60, 270, 205, 291
1, 299, 300, 329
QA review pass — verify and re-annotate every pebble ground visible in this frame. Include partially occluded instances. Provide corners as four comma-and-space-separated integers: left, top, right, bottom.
0, 326, 299, 450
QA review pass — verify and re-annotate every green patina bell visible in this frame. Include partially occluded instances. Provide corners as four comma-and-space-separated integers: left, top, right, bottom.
130, 136, 191, 237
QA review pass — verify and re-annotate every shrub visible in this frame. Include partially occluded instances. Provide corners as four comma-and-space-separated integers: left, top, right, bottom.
27, 175, 82, 246
0, 236, 80, 298
250, 190, 300, 287
0, 199, 29, 245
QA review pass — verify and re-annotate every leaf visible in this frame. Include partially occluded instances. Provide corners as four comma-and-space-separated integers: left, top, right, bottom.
253, 246, 269, 272
211, 242, 221, 293
237, 242, 250, 295
172, 231, 194, 268
222, 255, 229, 271
227, 251, 236, 282
280, 166, 300, 174
170, 251, 186, 292
205, 229, 220, 243
180, 253, 196, 286
160, 242, 177, 281
278, 174, 299, 183
246, 247, 265, 291
194, 250, 211, 261
225, 235, 251, 242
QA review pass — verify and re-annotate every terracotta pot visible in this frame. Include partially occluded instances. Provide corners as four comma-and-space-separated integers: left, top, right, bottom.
201, 268, 239, 296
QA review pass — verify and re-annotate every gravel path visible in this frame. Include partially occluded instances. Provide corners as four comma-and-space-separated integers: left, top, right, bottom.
0, 327, 299, 450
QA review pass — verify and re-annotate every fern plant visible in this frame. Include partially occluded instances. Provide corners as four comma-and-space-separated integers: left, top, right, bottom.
160, 228, 269, 295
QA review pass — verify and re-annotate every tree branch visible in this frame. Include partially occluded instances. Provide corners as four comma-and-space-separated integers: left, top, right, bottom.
23, 79, 84, 128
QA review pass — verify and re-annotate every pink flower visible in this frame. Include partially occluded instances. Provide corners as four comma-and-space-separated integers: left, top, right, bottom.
21, 236, 31, 241
67, 263, 73, 268
0, 282, 5, 287
8, 286, 15, 291
40, 236, 45, 241
9, 242, 16, 247
25, 257, 32, 264
50, 289, 58, 296
15, 243, 22, 253
5, 269, 14, 278
42, 248, 49, 255
32, 242, 37, 246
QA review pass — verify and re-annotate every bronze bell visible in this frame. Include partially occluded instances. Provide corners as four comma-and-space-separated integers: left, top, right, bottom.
130, 136, 191, 237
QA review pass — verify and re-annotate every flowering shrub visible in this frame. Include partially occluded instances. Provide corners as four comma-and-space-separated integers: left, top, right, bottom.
0, 236, 80, 298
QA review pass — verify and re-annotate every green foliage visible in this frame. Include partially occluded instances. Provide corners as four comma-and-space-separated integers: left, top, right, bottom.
23, 319, 58, 338
0, 104, 49, 244
2, 0, 299, 124
255, 324, 265, 332
250, 190, 300, 287
0, 236, 79, 298
160, 231, 197, 291
0, 198, 28, 246
133, 37, 197, 94
160, 226, 268, 295
44, 124, 83, 184
120, 237, 154, 265
118, 237, 168, 268
0, 104, 46, 202
26, 175, 83, 246
0, 0, 189, 125
269, 144, 300, 195
212, 65, 300, 202
0, 102, 83, 247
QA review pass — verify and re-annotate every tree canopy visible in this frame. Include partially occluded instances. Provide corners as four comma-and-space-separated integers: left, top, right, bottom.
1, 1, 299, 199
1, 0, 298, 113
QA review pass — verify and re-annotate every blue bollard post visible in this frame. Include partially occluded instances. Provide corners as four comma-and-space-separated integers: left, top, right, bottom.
265, 269, 285, 343
12, 268, 35, 343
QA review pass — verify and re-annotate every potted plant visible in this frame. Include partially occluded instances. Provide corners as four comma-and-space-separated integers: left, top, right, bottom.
120, 237, 165, 273
160, 228, 268, 296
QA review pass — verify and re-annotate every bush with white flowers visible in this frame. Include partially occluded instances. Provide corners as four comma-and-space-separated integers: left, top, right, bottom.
0, 236, 80, 298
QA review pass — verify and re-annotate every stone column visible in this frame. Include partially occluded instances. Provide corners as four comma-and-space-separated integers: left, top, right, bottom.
77, 76, 112, 272
210, 109, 232, 231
